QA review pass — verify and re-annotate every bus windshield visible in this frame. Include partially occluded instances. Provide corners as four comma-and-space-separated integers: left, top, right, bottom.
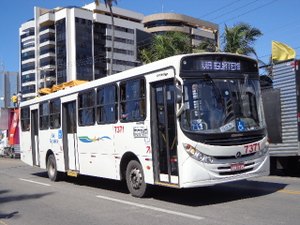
181, 76, 265, 134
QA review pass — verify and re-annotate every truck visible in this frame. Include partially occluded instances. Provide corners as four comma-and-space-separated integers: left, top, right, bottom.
261, 59, 300, 174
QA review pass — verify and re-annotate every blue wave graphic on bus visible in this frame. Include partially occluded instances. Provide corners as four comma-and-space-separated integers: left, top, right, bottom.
78, 136, 112, 143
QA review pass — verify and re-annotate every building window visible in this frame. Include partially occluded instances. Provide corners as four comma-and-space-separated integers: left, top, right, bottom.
78, 89, 95, 126
21, 51, 35, 61
96, 84, 117, 124
21, 62, 35, 72
39, 102, 49, 130
21, 28, 35, 39
20, 107, 30, 131
49, 98, 61, 129
40, 33, 55, 44
21, 73, 35, 83
120, 78, 146, 122
21, 85, 36, 94
21, 39, 35, 50
40, 45, 55, 55
40, 56, 55, 67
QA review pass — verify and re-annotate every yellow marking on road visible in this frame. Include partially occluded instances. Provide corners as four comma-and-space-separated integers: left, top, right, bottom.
278, 189, 300, 195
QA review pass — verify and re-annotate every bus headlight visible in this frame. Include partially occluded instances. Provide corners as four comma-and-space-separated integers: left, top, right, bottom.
183, 143, 213, 163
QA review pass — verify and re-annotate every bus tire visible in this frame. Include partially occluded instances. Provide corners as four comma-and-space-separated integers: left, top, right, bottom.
47, 154, 60, 181
126, 160, 148, 198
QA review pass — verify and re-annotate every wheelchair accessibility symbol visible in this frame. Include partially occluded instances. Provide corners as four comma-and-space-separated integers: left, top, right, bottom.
236, 120, 245, 131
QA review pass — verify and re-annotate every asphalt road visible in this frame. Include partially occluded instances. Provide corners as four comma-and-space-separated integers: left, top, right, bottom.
1, 158, 300, 225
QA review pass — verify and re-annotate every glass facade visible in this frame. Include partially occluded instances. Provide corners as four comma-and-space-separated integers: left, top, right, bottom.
75, 17, 93, 81
56, 18, 67, 84
94, 22, 107, 80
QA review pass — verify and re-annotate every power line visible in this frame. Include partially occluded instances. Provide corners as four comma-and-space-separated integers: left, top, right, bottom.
210, 0, 259, 21
199, 0, 242, 19
219, 0, 280, 24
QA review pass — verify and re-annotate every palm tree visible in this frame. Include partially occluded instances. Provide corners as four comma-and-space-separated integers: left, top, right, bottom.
95, 0, 117, 75
223, 23, 262, 57
196, 22, 262, 58
194, 39, 218, 53
139, 32, 192, 63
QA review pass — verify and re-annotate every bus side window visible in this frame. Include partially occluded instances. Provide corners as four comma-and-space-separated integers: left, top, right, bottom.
21, 107, 30, 131
39, 102, 49, 130
78, 89, 95, 126
49, 98, 61, 129
120, 78, 146, 122
96, 84, 118, 124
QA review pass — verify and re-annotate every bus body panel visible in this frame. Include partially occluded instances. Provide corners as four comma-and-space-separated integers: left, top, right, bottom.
19, 131, 32, 165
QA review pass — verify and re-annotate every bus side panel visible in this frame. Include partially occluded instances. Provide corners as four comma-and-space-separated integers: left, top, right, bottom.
77, 125, 116, 178
114, 121, 154, 184
20, 131, 33, 166
38, 129, 65, 171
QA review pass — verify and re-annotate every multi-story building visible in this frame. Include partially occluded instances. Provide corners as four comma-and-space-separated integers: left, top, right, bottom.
19, 2, 144, 100
19, 3, 219, 99
143, 13, 219, 48
0, 71, 19, 108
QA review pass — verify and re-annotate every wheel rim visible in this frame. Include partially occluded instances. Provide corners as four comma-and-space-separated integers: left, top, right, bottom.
129, 167, 143, 190
48, 160, 55, 177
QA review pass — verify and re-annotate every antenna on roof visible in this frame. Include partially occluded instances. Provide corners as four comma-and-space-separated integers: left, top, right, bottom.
161, 0, 164, 13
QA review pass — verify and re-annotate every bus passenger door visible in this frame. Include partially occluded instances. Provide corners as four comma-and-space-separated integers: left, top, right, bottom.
62, 101, 79, 171
31, 109, 39, 166
151, 80, 179, 185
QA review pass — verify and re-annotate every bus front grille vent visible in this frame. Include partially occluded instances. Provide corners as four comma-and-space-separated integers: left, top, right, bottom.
204, 135, 264, 146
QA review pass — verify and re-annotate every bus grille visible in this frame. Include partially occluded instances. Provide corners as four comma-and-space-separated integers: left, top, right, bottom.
214, 152, 256, 160
218, 168, 253, 176
204, 135, 264, 146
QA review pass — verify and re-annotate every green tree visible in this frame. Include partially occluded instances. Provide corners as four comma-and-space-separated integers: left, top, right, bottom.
223, 23, 262, 57
194, 39, 218, 53
196, 22, 262, 58
95, 0, 117, 75
139, 32, 192, 63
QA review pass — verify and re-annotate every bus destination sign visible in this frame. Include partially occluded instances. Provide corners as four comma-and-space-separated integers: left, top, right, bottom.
200, 60, 241, 71
180, 55, 258, 74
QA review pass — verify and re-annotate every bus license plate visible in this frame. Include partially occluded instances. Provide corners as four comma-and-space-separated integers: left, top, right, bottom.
231, 163, 245, 171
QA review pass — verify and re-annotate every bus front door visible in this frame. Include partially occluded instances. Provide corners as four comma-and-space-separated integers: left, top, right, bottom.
31, 109, 39, 166
151, 80, 179, 185
62, 101, 79, 171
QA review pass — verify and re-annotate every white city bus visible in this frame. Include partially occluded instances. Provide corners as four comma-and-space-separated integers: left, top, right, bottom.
20, 53, 269, 197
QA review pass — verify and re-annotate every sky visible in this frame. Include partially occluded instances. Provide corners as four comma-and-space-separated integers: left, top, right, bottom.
0, 0, 299, 72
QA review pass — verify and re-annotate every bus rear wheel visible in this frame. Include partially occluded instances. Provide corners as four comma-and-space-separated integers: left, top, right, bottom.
126, 160, 148, 198
47, 154, 60, 181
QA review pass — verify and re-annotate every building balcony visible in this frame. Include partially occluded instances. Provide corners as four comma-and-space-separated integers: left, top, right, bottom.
39, 28, 55, 36
39, 40, 55, 48
39, 13, 55, 27
39, 52, 55, 59
21, 46, 35, 54
21, 58, 35, 65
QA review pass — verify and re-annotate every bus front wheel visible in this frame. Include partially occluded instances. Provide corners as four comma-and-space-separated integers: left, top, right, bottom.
47, 154, 60, 181
126, 160, 148, 197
